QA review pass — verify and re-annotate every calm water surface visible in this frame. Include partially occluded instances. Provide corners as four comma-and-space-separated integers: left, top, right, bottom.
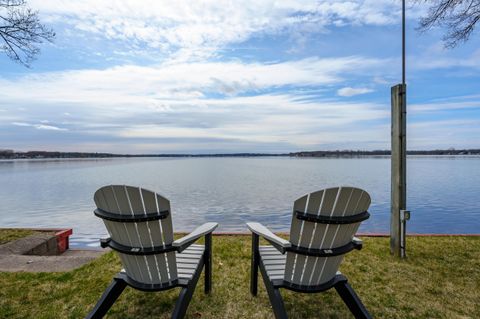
1, 156, 479, 247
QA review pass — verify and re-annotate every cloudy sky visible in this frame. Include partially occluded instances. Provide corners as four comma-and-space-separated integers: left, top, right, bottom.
1, 0, 479, 154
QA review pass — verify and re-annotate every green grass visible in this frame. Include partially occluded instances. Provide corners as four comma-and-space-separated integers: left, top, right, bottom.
0, 236, 479, 318
0, 229, 37, 245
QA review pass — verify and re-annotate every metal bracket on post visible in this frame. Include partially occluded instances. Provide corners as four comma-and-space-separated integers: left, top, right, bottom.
400, 210, 410, 258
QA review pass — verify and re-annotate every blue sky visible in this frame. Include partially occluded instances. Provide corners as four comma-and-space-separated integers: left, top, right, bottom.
1, 0, 479, 154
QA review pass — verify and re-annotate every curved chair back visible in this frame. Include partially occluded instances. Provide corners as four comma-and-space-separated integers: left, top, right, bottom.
94, 185, 178, 285
284, 187, 371, 286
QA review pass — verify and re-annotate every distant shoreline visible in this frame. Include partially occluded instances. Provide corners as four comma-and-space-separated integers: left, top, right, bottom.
1, 149, 480, 159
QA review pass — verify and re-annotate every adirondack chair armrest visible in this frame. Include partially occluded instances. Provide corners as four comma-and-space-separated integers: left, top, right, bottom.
246, 222, 291, 254
352, 237, 363, 250
100, 237, 111, 248
173, 222, 218, 253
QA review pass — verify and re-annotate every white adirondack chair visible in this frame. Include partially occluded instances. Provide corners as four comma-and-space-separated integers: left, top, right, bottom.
247, 186, 372, 319
86, 185, 218, 319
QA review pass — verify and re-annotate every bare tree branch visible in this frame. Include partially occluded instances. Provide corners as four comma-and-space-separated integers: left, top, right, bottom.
0, 0, 55, 67
417, 0, 480, 48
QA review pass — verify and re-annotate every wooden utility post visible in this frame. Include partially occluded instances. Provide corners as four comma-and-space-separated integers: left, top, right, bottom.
390, 0, 409, 258
391, 84, 407, 257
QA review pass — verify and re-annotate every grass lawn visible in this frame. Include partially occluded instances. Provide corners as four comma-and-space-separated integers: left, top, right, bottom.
0, 235, 479, 318
0, 229, 37, 245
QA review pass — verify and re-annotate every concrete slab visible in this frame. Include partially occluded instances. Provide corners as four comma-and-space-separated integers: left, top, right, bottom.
0, 232, 57, 255
0, 249, 107, 272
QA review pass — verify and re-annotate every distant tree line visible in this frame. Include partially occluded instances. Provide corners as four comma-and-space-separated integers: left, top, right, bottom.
0, 150, 116, 159
290, 149, 480, 157
1, 149, 480, 159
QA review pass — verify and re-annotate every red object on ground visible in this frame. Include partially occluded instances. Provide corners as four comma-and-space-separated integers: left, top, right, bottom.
55, 229, 73, 253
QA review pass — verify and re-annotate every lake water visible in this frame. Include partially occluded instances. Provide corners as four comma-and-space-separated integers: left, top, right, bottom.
1, 156, 479, 247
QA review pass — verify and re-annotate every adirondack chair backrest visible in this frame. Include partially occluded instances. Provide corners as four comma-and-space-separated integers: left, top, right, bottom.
94, 185, 178, 285
284, 187, 371, 286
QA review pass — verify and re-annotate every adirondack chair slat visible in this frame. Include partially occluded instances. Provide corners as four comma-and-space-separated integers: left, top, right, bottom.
177, 270, 195, 278
126, 186, 159, 283
141, 188, 172, 284
177, 263, 198, 270
186, 244, 205, 250
299, 190, 328, 283
289, 188, 327, 284
288, 194, 308, 245
259, 250, 283, 256
176, 258, 201, 265
263, 258, 286, 268
262, 262, 286, 266
259, 249, 284, 255
182, 246, 204, 251
177, 245, 205, 280
265, 264, 285, 270
310, 255, 342, 286
260, 248, 286, 253
89, 185, 217, 319
261, 250, 286, 275
177, 251, 203, 258
284, 194, 307, 282
178, 273, 194, 280
178, 253, 203, 258
268, 270, 285, 276
146, 255, 161, 283
327, 188, 362, 246
248, 186, 372, 319
152, 193, 177, 282
259, 256, 285, 262
299, 190, 324, 248
263, 257, 287, 263
290, 254, 307, 284
179, 249, 203, 256
99, 190, 131, 246
182, 250, 202, 256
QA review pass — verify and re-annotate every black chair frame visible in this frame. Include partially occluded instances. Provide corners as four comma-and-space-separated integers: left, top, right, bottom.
85, 232, 213, 319
250, 228, 372, 319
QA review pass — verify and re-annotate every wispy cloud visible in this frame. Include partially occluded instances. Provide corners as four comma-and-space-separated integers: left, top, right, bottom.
337, 87, 374, 97
30, 0, 406, 60
0, 57, 386, 106
410, 95, 480, 113
12, 122, 31, 127
12, 122, 67, 131
36, 124, 67, 131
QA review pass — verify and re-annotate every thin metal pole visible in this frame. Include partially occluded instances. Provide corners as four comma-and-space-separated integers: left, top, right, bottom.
402, 0, 406, 85
401, 0, 408, 259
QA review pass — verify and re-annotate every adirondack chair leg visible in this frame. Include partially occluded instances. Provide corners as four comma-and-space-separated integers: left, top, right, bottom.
250, 233, 259, 296
259, 260, 288, 319
334, 277, 372, 319
204, 233, 212, 294
85, 275, 127, 319
172, 260, 203, 319
269, 287, 288, 319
